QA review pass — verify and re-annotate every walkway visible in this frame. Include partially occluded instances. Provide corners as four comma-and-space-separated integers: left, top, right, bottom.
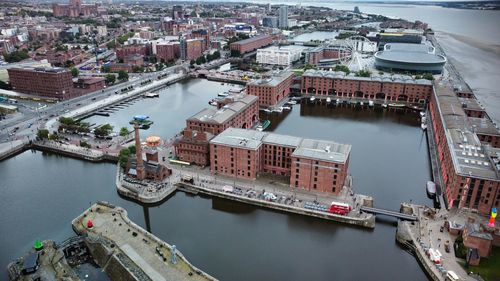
360, 206, 418, 221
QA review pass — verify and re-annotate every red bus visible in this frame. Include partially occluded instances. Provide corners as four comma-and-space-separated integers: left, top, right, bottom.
328, 201, 352, 215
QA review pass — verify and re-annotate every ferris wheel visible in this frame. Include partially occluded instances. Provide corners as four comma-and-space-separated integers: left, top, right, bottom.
336, 36, 377, 72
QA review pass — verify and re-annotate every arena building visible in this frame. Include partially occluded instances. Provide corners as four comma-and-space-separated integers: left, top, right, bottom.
374, 43, 446, 74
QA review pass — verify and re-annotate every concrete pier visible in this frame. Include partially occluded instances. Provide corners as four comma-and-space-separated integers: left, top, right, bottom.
72, 202, 218, 281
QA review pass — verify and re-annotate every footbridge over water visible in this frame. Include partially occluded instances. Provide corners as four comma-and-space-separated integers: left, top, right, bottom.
360, 206, 418, 221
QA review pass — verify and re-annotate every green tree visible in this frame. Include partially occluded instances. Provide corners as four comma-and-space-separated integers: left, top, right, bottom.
119, 127, 129, 136
334, 64, 350, 74
79, 140, 91, 148
118, 148, 131, 168
355, 69, 371, 77
106, 41, 116, 49
71, 67, 79, 77
190, 59, 195, 66
94, 124, 114, 136
304, 64, 316, 71
3, 49, 29, 63
59, 117, 76, 125
422, 73, 434, 80
128, 145, 136, 154
37, 129, 49, 140
117, 70, 128, 81
105, 74, 116, 84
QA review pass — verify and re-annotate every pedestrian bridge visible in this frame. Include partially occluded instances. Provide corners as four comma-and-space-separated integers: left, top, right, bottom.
360, 206, 418, 221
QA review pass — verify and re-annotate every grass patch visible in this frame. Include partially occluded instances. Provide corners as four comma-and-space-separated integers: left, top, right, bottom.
463, 247, 500, 281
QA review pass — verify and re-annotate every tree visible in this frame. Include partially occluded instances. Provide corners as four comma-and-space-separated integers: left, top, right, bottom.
94, 124, 113, 137
106, 41, 116, 49
117, 70, 129, 81
190, 59, 195, 66
304, 64, 316, 71
127, 145, 136, 154
105, 74, 116, 84
355, 69, 371, 77
422, 73, 434, 80
71, 67, 79, 77
3, 49, 29, 63
119, 127, 129, 137
118, 148, 131, 168
37, 129, 49, 140
79, 140, 91, 148
59, 116, 76, 125
334, 64, 350, 74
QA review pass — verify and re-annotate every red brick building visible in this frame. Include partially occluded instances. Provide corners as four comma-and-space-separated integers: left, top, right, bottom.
181, 39, 204, 61
247, 71, 294, 107
191, 29, 210, 51
116, 44, 147, 61
429, 84, 500, 215
209, 128, 351, 195
174, 129, 213, 166
109, 63, 134, 73
186, 94, 259, 135
156, 42, 180, 62
124, 54, 144, 67
52, 0, 98, 17
301, 70, 433, 103
463, 222, 493, 260
8, 67, 73, 100
230, 35, 274, 55
73, 77, 105, 96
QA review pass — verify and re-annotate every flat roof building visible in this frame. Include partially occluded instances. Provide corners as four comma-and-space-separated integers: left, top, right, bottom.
257, 46, 301, 66
7, 67, 73, 100
247, 71, 294, 107
210, 128, 351, 194
429, 83, 500, 215
230, 35, 274, 55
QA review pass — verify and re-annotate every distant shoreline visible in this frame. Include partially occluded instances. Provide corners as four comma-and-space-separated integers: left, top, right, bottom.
346, 1, 499, 11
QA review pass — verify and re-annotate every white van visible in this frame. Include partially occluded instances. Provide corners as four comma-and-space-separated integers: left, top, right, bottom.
446, 271, 460, 281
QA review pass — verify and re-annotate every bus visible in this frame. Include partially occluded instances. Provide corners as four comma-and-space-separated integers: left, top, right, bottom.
328, 201, 352, 215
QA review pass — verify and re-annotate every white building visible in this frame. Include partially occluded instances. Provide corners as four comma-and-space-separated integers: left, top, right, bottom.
257, 46, 301, 66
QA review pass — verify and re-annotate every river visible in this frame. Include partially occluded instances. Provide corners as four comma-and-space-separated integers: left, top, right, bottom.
0, 78, 432, 280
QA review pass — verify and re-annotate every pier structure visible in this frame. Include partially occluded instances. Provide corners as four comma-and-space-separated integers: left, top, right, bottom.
72, 202, 217, 281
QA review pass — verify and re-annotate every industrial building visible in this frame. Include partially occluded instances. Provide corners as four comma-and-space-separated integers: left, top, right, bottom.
301, 69, 433, 103
7, 67, 73, 100
209, 128, 351, 195
374, 43, 447, 74
246, 71, 295, 107
429, 84, 500, 215
229, 35, 274, 55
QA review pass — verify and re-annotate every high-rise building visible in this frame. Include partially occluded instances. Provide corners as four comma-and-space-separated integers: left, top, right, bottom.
172, 5, 184, 20
262, 17, 278, 28
278, 5, 289, 29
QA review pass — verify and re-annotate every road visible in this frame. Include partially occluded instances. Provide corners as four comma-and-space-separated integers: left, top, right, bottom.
0, 63, 189, 144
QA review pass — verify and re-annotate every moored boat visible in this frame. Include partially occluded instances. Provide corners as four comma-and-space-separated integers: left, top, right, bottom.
326, 97, 331, 103
427, 181, 436, 197
256, 120, 271, 131
388, 103, 405, 108
310, 96, 316, 102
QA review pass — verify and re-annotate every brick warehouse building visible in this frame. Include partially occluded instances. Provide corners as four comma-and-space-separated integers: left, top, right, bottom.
210, 128, 351, 195
174, 94, 260, 165
429, 84, 499, 215
116, 44, 148, 61
230, 35, 274, 55
301, 69, 433, 103
8, 67, 73, 100
186, 94, 259, 135
246, 71, 294, 107
52, 0, 98, 17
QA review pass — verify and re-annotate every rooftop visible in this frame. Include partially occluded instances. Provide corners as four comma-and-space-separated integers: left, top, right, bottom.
374, 43, 446, 64
248, 71, 294, 87
188, 95, 258, 125
10, 66, 68, 73
303, 69, 433, 85
231, 34, 272, 45
434, 83, 500, 180
210, 128, 351, 163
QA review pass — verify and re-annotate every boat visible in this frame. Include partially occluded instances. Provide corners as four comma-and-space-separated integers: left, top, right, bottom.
420, 111, 426, 117
336, 99, 340, 104
208, 100, 218, 106
382, 103, 388, 108
426, 181, 436, 198
144, 92, 159, 98
256, 120, 271, 131
273, 107, 283, 113
360, 102, 364, 106
287, 100, 297, 105
368, 100, 374, 107
326, 97, 331, 103
421, 123, 427, 130
281, 106, 291, 111
218, 92, 229, 97
310, 96, 316, 102
260, 108, 272, 113
291, 97, 302, 101
388, 103, 405, 108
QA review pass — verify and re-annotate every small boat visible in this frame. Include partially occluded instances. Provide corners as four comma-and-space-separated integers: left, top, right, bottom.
260, 108, 272, 113
310, 96, 316, 102
421, 123, 427, 130
208, 100, 218, 106
292, 97, 302, 101
382, 103, 388, 108
256, 120, 271, 131
388, 103, 405, 108
144, 92, 159, 98
287, 100, 297, 105
420, 111, 426, 117
368, 100, 374, 107
281, 106, 291, 110
326, 97, 331, 103
426, 181, 436, 198
218, 92, 228, 97
360, 101, 364, 106
273, 107, 283, 113
336, 99, 340, 104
